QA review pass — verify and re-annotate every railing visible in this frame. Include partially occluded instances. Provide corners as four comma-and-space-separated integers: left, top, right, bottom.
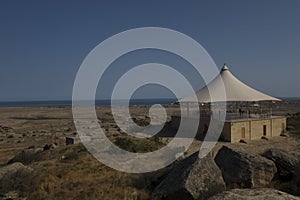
224, 113, 271, 120
173, 112, 272, 121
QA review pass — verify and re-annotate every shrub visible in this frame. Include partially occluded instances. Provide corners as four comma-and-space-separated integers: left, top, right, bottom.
0, 168, 33, 197
114, 137, 154, 153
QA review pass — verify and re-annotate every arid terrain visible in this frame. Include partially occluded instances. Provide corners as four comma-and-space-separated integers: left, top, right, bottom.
0, 99, 300, 200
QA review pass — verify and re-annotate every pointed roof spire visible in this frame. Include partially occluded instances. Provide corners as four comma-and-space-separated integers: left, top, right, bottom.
221, 63, 229, 71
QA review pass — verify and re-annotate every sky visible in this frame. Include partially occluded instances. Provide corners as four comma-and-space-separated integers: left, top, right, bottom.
0, 0, 300, 101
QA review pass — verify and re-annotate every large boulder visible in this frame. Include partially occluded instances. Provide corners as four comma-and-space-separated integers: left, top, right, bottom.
153, 152, 226, 200
262, 149, 300, 196
262, 148, 299, 175
208, 188, 300, 200
215, 146, 277, 188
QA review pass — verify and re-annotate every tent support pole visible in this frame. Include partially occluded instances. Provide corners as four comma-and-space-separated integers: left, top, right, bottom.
260, 102, 263, 118
187, 102, 190, 117
269, 101, 273, 117
236, 101, 238, 117
247, 101, 249, 119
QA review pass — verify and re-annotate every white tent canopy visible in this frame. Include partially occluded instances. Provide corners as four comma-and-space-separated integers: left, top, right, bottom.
180, 64, 280, 103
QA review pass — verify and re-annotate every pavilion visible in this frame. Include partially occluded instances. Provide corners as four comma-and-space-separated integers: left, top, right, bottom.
171, 64, 286, 143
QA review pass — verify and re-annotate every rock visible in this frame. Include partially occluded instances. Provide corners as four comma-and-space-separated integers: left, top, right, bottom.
280, 132, 289, 137
239, 139, 247, 144
261, 136, 269, 140
215, 146, 277, 188
60, 155, 67, 160
35, 148, 44, 153
7, 148, 42, 165
286, 125, 295, 132
0, 191, 21, 200
6, 135, 14, 139
64, 127, 71, 132
208, 188, 300, 200
262, 149, 299, 175
0, 162, 32, 180
43, 143, 57, 151
0, 125, 13, 133
153, 152, 226, 200
0, 163, 33, 199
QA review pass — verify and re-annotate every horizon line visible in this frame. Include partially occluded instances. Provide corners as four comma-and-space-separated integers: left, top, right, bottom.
1, 96, 300, 103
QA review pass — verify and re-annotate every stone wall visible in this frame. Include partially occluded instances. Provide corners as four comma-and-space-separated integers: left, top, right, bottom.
230, 117, 286, 143
171, 115, 286, 143
271, 117, 286, 137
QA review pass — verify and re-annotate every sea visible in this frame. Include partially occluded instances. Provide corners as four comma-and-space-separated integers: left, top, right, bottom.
1, 97, 298, 107
0, 98, 177, 107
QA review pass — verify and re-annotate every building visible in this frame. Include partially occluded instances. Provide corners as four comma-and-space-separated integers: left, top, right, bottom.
171, 64, 286, 143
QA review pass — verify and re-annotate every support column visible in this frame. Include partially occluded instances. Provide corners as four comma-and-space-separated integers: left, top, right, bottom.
270, 118, 273, 137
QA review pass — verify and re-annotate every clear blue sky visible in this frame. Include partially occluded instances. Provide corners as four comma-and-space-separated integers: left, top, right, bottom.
1, 0, 299, 101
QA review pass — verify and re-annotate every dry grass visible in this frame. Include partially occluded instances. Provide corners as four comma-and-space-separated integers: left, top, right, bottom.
1, 143, 166, 200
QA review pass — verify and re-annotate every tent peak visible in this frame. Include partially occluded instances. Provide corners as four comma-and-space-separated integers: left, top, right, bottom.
221, 64, 229, 71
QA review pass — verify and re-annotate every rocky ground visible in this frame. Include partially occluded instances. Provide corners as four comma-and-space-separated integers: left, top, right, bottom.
0, 99, 300, 199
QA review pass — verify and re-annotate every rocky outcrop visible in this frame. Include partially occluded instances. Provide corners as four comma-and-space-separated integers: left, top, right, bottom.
208, 188, 300, 200
262, 148, 299, 175
153, 152, 226, 200
0, 162, 32, 180
215, 146, 277, 188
